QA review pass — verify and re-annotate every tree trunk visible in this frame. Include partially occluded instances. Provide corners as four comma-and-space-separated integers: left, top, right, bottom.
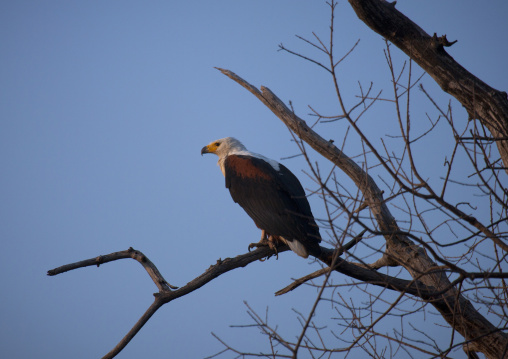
348, 0, 508, 173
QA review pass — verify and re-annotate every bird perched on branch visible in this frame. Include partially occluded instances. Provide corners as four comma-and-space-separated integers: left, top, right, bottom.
201, 137, 321, 258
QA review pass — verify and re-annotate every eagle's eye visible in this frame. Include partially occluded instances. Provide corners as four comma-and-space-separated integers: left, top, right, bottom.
215, 142, 220, 147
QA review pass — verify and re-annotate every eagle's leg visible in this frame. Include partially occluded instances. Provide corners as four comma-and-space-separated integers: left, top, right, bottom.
267, 235, 279, 259
248, 231, 280, 259
248, 230, 269, 251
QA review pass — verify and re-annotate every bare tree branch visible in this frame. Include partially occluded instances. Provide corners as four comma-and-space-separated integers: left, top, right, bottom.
48, 247, 178, 292
48, 245, 284, 358
276, 229, 368, 295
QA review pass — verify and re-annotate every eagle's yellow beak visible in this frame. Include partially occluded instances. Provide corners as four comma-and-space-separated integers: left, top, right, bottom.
201, 145, 210, 155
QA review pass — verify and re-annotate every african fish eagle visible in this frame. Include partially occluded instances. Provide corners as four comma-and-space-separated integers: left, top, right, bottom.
201, 137, 321, 258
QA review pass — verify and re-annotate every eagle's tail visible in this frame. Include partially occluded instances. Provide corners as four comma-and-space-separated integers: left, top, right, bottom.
281, 237, 309, 258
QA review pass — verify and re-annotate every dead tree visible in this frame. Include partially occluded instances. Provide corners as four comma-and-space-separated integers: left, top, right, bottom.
48, 2, 507, 358
209, 2, 507, 357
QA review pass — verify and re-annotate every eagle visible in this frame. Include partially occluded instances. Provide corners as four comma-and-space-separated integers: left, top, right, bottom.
201, 137, 321, 258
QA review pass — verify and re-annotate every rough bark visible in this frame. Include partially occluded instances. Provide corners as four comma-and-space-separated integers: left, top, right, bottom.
217, 68, 508, 359
348, 0, 508, 172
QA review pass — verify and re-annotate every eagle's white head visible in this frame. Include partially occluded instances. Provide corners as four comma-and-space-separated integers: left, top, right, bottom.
201, 137, 248, 175
201, 137, 280, 176
201, 137, 246, 158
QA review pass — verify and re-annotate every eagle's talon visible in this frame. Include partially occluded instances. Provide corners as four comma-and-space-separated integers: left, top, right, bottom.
247, 237, 280, 260
248, 241, 267, 251
248, 243, 255, 252
247, 236, 281, 260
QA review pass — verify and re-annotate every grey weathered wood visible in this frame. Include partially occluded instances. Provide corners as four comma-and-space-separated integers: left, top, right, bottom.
217, 67, 507, 359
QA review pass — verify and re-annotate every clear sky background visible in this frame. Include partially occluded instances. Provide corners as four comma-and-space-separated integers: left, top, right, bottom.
1, 1, 507, 358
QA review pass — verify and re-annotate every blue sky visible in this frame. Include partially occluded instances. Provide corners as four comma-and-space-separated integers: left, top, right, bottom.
1, 1, 507, 358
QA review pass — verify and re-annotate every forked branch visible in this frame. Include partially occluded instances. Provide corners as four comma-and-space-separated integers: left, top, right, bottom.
48, 245, 284, 358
